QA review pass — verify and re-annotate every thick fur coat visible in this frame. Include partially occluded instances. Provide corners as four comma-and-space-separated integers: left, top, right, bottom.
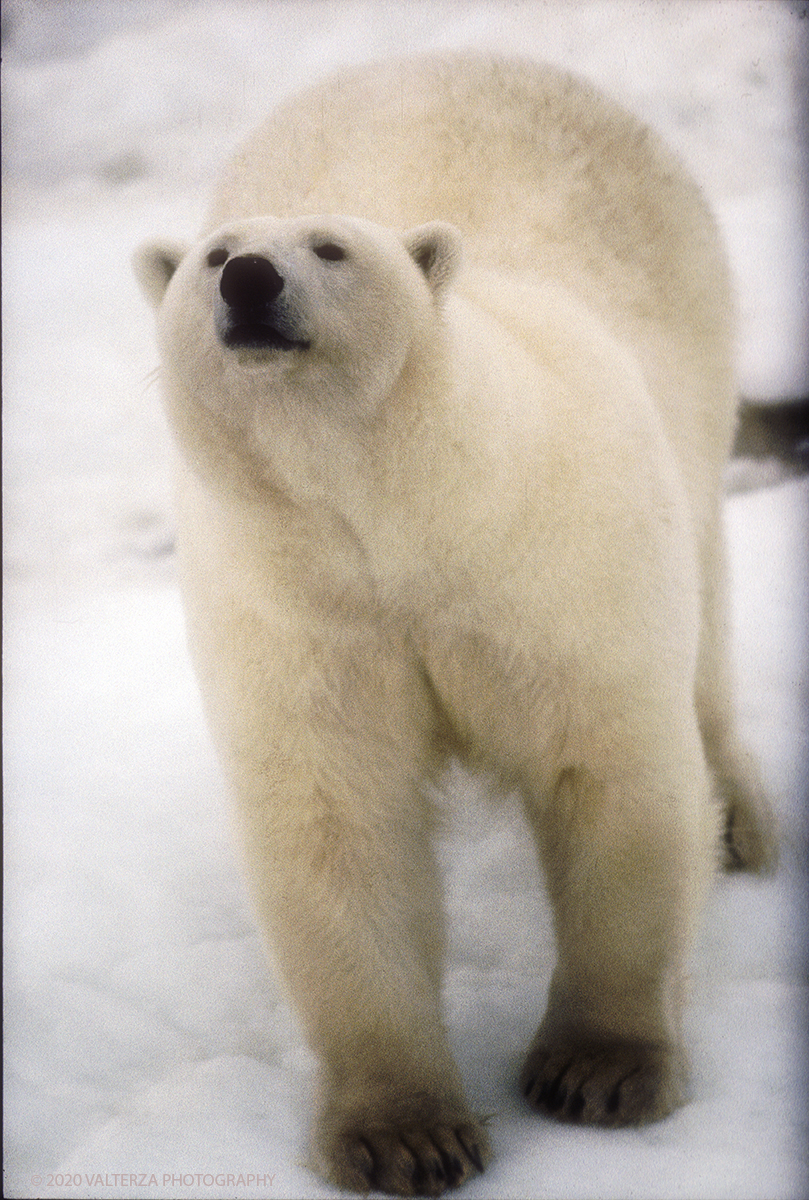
135, 54, 776, 1197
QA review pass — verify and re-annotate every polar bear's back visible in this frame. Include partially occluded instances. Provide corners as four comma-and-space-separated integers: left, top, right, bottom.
206, 54, 728, 335
206, 54, 737, 498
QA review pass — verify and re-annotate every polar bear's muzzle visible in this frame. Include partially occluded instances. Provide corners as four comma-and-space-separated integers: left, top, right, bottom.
214, 254, 310, 352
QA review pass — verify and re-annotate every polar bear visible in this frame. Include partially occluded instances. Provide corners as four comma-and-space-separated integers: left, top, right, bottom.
135, 54, 776, 1196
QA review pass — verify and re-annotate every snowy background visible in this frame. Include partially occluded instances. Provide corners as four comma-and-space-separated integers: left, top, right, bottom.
3, 2, 808, 1198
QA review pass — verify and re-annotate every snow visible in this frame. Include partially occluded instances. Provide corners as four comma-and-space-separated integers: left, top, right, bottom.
2, 3, 807, 1199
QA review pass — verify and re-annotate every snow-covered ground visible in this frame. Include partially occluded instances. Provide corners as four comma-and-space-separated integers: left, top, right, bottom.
3, 3, 808, 1198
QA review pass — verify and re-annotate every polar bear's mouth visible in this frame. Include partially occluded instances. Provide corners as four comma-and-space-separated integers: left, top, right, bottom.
220, 322, 310, 352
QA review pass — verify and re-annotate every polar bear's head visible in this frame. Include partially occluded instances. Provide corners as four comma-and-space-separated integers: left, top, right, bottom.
135, 214, 462, 432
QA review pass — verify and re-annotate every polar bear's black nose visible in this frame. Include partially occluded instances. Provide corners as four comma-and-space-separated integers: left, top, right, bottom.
219, 255, 284, 308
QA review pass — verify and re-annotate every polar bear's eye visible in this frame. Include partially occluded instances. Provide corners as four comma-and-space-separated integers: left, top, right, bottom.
206, 247, 229, 268
313, 242, 347, 262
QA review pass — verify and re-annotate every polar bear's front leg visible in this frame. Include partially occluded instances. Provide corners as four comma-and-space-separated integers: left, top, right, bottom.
241, 795, 490, 1195
519, 712, 715, 1126
209, 619, 490, 1196
238, 780, 490, 1195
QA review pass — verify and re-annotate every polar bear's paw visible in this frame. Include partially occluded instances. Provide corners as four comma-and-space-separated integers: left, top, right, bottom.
520, 1038, 685, 1127
315, 1106, 491, 1196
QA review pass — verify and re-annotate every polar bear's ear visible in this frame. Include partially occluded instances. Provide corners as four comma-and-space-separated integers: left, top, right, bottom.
133, 239, 189, 308
404, 222, 462, 297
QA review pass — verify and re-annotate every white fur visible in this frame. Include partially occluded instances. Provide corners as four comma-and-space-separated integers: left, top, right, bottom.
135, 53, 776, 1197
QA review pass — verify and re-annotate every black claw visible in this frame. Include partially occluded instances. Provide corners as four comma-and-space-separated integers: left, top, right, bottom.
533, 1057, 575, 1113
410, 1159, 428, 1193
606, 1067, 640, 1114
455, 1130, 485, 1175
427, 1141, 465, 1190
446, 1154, 463, 1186
430, 1156, 446, 1185
522, 1074, 536, 1099
356, 1137, 378, 1188
553, 1058, 575, 1091
568, 1090, 586, 1119
465, 1142, 484, 1174
723, 808, 745, 869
